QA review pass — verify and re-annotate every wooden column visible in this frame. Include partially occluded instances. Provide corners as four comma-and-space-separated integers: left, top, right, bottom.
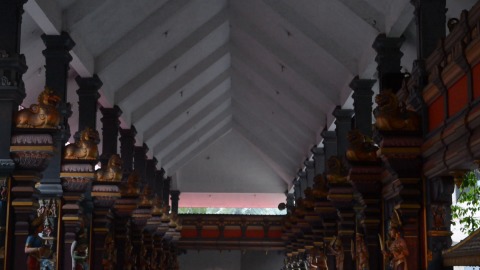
372, 34, 405, 93
99, 106, 122, 167
134, 143, 149, 182
120, 126, 137, 178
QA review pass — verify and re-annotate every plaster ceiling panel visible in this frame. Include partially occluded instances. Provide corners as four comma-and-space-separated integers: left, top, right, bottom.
177, 130, 287, 194
67, 0, 168, 56
147, 85, 231, 154
283, 0, 378, 62
179, 193, 285, 208
231, 28, 333, 112
98, 1, 227, 97
118, 21, 230, 121
230, 0, 353, 89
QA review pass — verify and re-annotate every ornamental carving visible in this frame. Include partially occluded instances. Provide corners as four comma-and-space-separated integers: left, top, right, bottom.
95, 154, 122, 182
64, 127, 100, 160
11, 151, 53, 170
374, 90, 420, 132
346, 129, 379, 162
121, 170, 140, 196
15, 87, 61, 129
326, 156, 348, 184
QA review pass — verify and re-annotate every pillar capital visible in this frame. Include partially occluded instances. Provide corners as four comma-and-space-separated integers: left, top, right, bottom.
75, 74, 102, 97
350, 76, 376, 137
332, 106, 354, 121
372, 33, 405, 92
333, 106, 354, 157
41, 31, 75, 57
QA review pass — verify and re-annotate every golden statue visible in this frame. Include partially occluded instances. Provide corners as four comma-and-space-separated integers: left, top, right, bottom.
121, 170, 141, 196
326, 156, 348, 184
374, 90, 420, 132
151, 194, 163, 216
138, 184, 153, 207
95, 154, 123, 182
102, 233, 116, 270
382, 210, 409, 270
64, 127, 100, 160
312, 174, 329, 199
329, 236, 344, 270
15, 87, 61, 129
353, 234, 369, 270
346, 129, 378, 162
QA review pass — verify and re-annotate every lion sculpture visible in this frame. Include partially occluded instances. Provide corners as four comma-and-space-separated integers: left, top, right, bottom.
346, 129, 379, 162
95, 154, 123, 182
374, 90, 420, 131
15, 87, 61, 128
64, 127, 99, 160
121, 170, 140, 196
326, 156, 348, 184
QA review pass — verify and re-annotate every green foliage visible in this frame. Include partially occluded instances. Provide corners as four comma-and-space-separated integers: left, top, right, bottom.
451, 170, 480, 235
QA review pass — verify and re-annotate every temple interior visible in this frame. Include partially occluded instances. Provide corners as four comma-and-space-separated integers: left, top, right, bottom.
1, 0, 480, 269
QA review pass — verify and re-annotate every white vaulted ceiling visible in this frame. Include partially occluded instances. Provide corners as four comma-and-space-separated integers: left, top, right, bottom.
19, 0, 478, 207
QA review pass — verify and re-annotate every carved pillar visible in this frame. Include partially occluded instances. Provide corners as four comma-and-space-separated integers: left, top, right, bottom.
100, 106, 122, 167
40, 32, 75, 196
333, 106, 354, 157
170, 190, 180, 214
134, 143, 149, 182
146, 158, 158, 189
155, 168, 165, 201
0, 0, 27, 267
294, 179, 302, 200
162, 177, 171, 208
120, 126, 136, 178
322, 130, 337, 162
426, 175, 454, 270
311, 146, 325, 177
350, 76, 376, 137
372, 34, 405, 93
75, 75, 101, 136
297, 170, 307, 197
304, 159, 315, 188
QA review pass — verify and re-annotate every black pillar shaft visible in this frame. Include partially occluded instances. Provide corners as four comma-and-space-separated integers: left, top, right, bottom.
311, 146, 325, 176
162, 177, 171, 208
0, 0, 27, 53
41, 32, 74, 192
146, 158, 158, 189
170, 190, 180, 214
293, 180, 301, 201
155, 168, 165, 201
321, 130, 337, 162
75, 75, 102, 133
100, 106, 122, 166
304, 159, 315, 188
297, 170, 307, 197
410, 0, 446, 60
134, 143, 149, 182
333, 106, 354, 157
372, 34, 405, 93
120, 126, 137, 177
350, 76, 376, 137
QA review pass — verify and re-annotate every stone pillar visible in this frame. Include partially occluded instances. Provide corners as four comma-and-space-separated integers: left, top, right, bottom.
134, 143, 148, 181
350, 76, 376, 137
293, 179, 302, 200
146, 158, 158, 189
100, 106, 122, 167
0, 1, 27, 267
162, 177, 171, 208
170, 190, 180, 214
311, 146, 325, 177
75, 75, 101, 136
426, 175, 454, 270
155, 169, 165, 201
372, 34, 405, 93
321, 130, 337, 162
120, 126, 137, 178
40, 32, 75, 196
304, 159, 315, 188
333, 106, 354, 157
297, 170, 307, 197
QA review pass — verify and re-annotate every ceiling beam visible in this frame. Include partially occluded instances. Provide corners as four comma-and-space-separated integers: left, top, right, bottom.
232, 90, 306, 161
113, 9, 228, 104
150, 72, 230, 156
234, 123, 293, 185
165, 119, 232, 175
385, 0, 414, 36
160, 107, 232, 167
132, 45, 229, 124
147, 88, 231, 150
231, 70, 316, 145
232, 114, 298, 172
232, 101, 302, 167
63, 0, 108, 30
230, 7, 340, 105
95, 0, 192, 71
261, 0, 358, 74
229, 42, 326, 117
231, 56, 320, 132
